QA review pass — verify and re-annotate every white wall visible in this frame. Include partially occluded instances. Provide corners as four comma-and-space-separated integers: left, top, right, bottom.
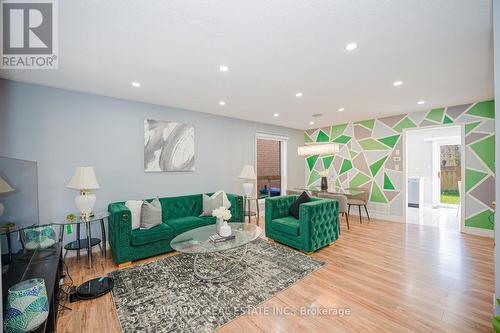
0, 79, 305, 242
494, 0, 500, 316
406, 126, 461, 204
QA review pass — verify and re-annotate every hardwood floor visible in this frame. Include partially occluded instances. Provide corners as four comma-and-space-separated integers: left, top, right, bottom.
57, 218, 494, 333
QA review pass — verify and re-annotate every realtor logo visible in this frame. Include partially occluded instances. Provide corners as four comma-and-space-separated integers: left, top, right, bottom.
1, 0, 58, 69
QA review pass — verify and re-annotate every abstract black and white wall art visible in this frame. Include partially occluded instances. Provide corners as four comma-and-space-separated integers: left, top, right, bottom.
144, 119, 195, 172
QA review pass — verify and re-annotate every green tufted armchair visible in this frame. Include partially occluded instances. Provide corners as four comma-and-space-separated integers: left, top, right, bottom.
265, 195, 339, 253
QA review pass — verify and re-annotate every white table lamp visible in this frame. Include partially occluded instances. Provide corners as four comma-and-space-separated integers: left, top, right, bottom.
67, 167, 100, 219
0, 176, 14, 217
239, 165, 256, 197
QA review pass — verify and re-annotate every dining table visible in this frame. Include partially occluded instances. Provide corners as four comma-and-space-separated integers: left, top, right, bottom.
295, 186, 365, 197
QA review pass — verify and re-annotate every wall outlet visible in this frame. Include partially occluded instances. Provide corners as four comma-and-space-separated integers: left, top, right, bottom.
395, 149, 400, 155
395, 164, 400, 171
394, 156, 401, 162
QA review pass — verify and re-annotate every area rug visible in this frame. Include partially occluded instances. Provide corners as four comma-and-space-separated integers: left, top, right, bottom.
109, 238, 324, 332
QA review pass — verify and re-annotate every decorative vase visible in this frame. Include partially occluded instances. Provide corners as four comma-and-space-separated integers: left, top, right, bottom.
321, 177, 328, 191
216, 217, 223, 235
219, 221, 232, 237
5, 278, 49, 333
22, 225, 57, 250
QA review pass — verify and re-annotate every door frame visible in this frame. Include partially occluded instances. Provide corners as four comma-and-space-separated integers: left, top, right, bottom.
402, 124, 465, 233
255, 132, 288, 200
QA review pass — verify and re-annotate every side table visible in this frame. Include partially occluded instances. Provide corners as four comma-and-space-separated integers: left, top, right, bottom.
0, 224, 34, 264
54, 211, 109, 269
243, 196, 260, 225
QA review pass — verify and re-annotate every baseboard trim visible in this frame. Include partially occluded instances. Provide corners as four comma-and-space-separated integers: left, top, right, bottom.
347, 212, 494, 238
463, 226, 494, 238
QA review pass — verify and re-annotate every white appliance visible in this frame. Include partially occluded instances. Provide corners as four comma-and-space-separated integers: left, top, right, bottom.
408, 177, 424, 208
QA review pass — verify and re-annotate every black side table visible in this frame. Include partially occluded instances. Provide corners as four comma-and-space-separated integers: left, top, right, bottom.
54, 212, 109, 269
243, 196, 260, 225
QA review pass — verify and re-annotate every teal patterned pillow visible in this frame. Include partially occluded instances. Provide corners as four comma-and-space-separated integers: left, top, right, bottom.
23, 225, 56, 250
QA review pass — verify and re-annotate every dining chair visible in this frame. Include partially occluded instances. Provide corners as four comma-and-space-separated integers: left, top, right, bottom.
345, 187, 370, 224
317, 192, 349, 233
287, 189, 312, 196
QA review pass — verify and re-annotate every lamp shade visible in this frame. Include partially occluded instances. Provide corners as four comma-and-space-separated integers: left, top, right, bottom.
238, 165, 256, 180
66, 167, 100, 190
0, 176, 14, 194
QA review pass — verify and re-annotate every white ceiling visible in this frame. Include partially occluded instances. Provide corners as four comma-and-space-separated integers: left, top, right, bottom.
0, 0, 493, 130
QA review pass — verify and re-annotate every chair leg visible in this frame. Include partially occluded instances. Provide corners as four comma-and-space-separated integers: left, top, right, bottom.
358, 205, 362, 224
363, 205, 370, 221
338, 214, 341, 236
345, 212, 350, 230
348, 204, 351, 216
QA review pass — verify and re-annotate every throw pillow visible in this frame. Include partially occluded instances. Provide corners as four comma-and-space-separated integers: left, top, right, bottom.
140, 197, 162, 230
125, 200, 143, 230
212, 190, 232, 209
288, 191, 311, 219
200, 192, 223, 216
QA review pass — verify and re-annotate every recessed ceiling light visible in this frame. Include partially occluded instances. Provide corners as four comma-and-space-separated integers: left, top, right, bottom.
131, 82, 141, 87
345, 43, 358, 51
219, 65, 229, 72
295, 92, 303, 98
309, 121, 315, 125
219, 101, 226, 106
393, 81, 403, 86
338, 108, 345, 112
273, 113, 279, 117
417, 100, 426, 105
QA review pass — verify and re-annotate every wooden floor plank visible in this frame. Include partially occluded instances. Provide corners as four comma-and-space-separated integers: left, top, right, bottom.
57, 218, 494, 333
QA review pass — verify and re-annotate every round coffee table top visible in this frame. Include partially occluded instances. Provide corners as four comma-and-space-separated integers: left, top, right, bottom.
170, 222, 261, 254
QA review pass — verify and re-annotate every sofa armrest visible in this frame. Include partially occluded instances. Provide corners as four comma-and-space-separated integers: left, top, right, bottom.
299, 199, 339, 251
108, 202, 132, 262
226, 193, 244, 222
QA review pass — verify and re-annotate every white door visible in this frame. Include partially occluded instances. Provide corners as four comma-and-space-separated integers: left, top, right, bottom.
432, 140, 461, 208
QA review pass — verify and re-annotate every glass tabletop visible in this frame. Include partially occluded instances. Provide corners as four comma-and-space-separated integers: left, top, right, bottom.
170, 223, 262, 254
52, 211, 109, 225
295, 187, 365, 196
0, 223, 35, 235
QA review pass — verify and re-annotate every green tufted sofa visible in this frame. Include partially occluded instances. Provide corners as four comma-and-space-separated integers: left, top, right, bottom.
265, 195, 339, 253
108, 193, 243, 265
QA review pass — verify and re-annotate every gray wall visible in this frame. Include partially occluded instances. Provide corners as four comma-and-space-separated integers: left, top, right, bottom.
495, 0, 500, 315
0, 78, 305, 234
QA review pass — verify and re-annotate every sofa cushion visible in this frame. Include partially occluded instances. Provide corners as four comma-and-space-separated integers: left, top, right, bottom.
288, 191, 311, 219
271, 216, 300, 236
140, 197, 162, 230
200, 192, 223, 216
160, 195, 202, 220
131, 223, 174, 247
165, 216, 208, 235
199, 216, 216, 225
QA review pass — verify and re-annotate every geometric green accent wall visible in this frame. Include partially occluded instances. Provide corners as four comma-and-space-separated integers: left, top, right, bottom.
304, 100, 495, 230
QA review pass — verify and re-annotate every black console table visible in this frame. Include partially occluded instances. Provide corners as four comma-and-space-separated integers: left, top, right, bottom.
2, 243, 62, 333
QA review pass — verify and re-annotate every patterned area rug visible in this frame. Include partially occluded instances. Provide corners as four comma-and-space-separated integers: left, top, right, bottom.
109, 238, 324, 332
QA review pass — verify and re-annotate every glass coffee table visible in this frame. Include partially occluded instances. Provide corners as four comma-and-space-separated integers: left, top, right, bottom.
170, 223, 262, 283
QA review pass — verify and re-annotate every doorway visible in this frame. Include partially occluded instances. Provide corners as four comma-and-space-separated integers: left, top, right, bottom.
404, 125, 464, 232
255, 132, 288, 198
433, 141, 461, 208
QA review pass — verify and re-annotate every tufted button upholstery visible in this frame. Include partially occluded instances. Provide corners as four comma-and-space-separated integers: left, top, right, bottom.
265, 195, 339, 253
107, 193, 244, 265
